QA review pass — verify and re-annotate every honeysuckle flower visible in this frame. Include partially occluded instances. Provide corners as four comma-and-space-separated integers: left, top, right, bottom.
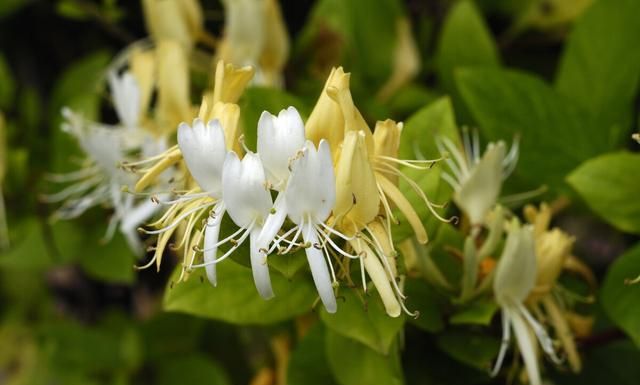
282, 140, 339, 313
492, 221, 561, 385
156, 40, 192, 130
438, 131, 519, 226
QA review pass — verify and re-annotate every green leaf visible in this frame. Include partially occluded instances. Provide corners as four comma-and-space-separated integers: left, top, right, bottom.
239, 87, 309, 151
326, 330, 403, 385
394, 97, 459, 241
601, 243, 640, 346
567, 152, 640, 234
156, 355, 231, 385
0, 218, 52, 270
450, 299, 498, 326
268, 249, 308, 280
288, 324, 339, 385
555, 0, 640, 146
457, 68, 608, 189
320, 289, 404, 354
163, 261, 317, 324
78, 231, 136, 284
56, 0, 91, 20
404, 278, 444, 332
436, 330, 500, 370
436, 0, 499, 121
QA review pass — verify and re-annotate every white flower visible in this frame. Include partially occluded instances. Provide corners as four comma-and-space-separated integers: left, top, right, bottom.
492, 222, 561, 385
175, 118, 229, 285
282, 140, 338, 313
438, 131, 518, 225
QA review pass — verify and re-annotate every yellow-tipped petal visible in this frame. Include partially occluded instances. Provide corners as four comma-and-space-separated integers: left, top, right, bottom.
135, 148, 183, 193
373, 119, 403, 184
142, 0, 203, 51
217, 0, 266, 67
376, 173, 428, 244
376, 18, 421, 102
129, 48, 155, 118
367, 220, 397, 276
334, 131, 380, 233
156, 40, 191, 130
209, 102, 242, 154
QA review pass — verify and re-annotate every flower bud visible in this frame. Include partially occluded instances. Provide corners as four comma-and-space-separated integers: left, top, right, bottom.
142, 0, 203, 51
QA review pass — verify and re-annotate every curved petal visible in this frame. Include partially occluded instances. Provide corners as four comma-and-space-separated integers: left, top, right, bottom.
303, 223, 336, 313
222, 152, 273, 228
203, 204, 225, 286
250, 226, 274, 299
177, 119, 227, 196
257, 107, 305, 189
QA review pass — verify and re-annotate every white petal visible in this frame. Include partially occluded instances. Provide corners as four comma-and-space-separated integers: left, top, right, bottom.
285, 140, 336, 225
204, 205, 225, 287
257, 107, 305, 189
511, 309, 542, 385
177, 119, 227, 196
493, 224, 537, 305
108, 71, 140, 129
222, 152, 273, 228
303, 223, 336, 313
250, 226, 274, 299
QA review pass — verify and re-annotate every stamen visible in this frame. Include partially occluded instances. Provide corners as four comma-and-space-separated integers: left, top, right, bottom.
188, 221, 255, 268
491, 309, 512, 376
140, 201, 216, 234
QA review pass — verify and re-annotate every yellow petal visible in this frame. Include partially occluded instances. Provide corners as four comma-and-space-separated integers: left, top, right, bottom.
135, 147, 183, 193
306, 67, 347, 158
129, 48, 155, 118
334, 131, 380, 233
376, 172, 428, 244
142, 0, 203, 51
156, 40, 192, 130
209, 60, 255, 105
258, 0, 289, 86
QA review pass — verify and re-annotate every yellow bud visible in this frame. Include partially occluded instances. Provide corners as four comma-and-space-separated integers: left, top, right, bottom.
306, 67, 347, 157
129, 48, 155, 118
376, 18, 421, 101
156, 40, 192, 131
532, 228, 575, 297
334, 131, 380, 233
209, 60, 255, 105
142, 0, 203, 51
257, 0, 290, 87
373, 119, 403, 184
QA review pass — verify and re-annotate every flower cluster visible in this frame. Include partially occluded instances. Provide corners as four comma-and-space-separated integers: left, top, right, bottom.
134, 65, 445, 316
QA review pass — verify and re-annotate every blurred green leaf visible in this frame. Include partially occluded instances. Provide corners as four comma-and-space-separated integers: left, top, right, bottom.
320, 289, 404, 354
404, 279, 444, 332
268, 249, 308, 280
0, 218, 52, 269
0, 0, 29, 18
156, 354, 230, 385
288, 324, 339, 385
0, 53, 15, 110
555, 0, 640, 146
239, 87, 309, 151
436, 330, 499, 371
601, 243, 640, 346
450, 299, 498, 326
436, 0, 499, 121
457, 68, 608, 190
326, 330, 404, 385
56, 0, 91, 20
78, 231, 135, 284
567, 152, 640, 234
163, 261, 317, 324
